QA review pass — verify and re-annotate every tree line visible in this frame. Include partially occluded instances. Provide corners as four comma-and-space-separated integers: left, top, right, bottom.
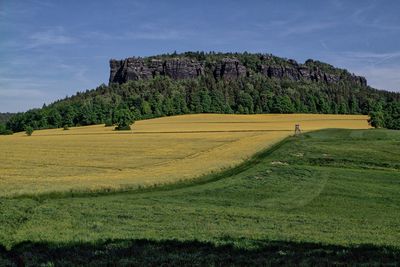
2, 68, 400, 134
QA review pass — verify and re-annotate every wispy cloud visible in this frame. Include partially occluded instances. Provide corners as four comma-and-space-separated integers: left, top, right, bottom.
0, 76, 58, 89
0, 88, 44, 98
355, 66, 400, 91
126, 29, 188, 40
323, 50, 400, 91
0, 0, 54, 20
253, 18, 337, 38
0, 26, 76, 51
58, 63, 91, 84
340, 51, 400, 66
348, 52, 400, 91
331, 0, 344, 9
86, 25, 190, 41
28, 27, 76, 48
279, 22, 336, 37
319, 40, 329, 50
350, 1, 400, 31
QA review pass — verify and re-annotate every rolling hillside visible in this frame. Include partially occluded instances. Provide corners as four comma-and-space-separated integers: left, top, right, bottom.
1, 128, 399, 265
0, 114, 369, 197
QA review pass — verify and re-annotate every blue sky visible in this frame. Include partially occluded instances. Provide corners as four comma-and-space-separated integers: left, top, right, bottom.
1, 0, 400, 112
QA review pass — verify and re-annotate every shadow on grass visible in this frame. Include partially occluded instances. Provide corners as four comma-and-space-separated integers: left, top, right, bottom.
1, 239, 399, 266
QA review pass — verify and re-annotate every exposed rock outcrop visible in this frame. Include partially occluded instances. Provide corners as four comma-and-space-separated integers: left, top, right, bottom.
213, 58, 247, 80
258, 57, 367, 87
109, 54, 367, 88
110, 57, 204, 83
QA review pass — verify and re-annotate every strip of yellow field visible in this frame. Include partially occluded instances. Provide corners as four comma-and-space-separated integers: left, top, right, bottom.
0, 114, 369, 197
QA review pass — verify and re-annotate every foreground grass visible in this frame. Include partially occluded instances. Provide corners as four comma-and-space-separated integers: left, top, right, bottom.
0, 114, 369, 196
1, 128, 399, 265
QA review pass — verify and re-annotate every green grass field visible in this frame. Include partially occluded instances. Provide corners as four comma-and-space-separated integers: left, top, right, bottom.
1, 128, 400, 265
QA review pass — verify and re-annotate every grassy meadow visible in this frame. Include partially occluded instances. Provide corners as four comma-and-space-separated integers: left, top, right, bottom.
0, 128, 399, 265
0, 114, 369, 197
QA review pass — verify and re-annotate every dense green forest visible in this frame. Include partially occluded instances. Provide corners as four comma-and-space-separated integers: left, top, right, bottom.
0, 113, 14, 125
0, 113, 14, 135
2, 52, 400, 133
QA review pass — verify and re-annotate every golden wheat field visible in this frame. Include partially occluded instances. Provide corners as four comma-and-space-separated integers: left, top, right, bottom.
0, 114, 370, 197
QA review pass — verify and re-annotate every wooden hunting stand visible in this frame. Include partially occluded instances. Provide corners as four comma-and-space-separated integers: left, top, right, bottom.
294, 124, 301, 136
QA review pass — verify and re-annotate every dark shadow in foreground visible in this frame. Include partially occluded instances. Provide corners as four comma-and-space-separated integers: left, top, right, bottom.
1, 239, 399, 266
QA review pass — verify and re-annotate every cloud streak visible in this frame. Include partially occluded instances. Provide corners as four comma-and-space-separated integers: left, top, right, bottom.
337, 51, 400, 67
0, 88, 44, 98
279, 22, 337, 37
355, 66, 400, 91
0, 27, 76, 51
85, 24, 191, 42
27, 27, 76, 48
321, 50, 400, 91
350, 1, 400, 31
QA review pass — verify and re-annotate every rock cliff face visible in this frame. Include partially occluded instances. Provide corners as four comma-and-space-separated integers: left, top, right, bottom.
110, 57, 204, 83
258, 57, 367, 87
109, 54, 367, 87
213, 58, 247, 80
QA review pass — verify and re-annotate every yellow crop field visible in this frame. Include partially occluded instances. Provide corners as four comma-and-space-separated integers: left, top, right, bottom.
0, 114, 369, 197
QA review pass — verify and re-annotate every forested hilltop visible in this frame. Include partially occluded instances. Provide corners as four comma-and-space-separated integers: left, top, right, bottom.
4, 52, 400, 133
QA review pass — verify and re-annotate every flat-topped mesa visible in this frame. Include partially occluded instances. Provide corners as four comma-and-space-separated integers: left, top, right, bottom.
109, 55, 367, 87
